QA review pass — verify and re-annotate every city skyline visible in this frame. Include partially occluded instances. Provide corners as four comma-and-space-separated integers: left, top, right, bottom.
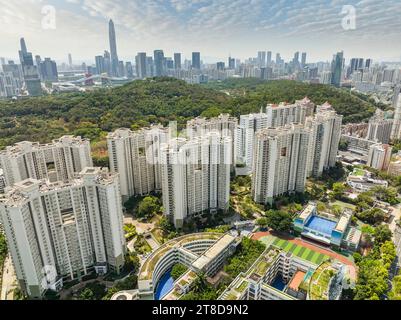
1, 0, 401, 63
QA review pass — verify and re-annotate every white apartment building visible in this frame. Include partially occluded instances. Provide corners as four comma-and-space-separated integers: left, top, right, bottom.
0, 169, 5, 194
305, 102, 343, 177
367, 143, 393, 171
391, 86, 401, 140
367, 109, 393, 144
107, 126, 169, 200
187, 114, 238, 168
0, 167, 126, 299
237, 98, 314, 168
0, 136, 92, 188
265, 97, 315, 128
252, 124, 310, 205
160, 132, 232, 228
236, 112, 269, 167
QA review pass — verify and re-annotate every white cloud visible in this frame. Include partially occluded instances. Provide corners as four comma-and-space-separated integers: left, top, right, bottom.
0, 0, 400, 62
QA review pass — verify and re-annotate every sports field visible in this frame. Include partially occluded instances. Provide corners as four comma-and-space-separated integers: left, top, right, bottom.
268, 237, 330, 265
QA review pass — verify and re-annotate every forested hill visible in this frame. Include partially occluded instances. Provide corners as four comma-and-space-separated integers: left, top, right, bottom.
0, 78, 379, 150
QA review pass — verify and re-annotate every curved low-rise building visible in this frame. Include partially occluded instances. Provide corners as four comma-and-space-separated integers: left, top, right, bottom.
137, 232, 238, 300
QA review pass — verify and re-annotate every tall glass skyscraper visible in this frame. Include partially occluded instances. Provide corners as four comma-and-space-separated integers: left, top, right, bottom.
109, 19, 119, 77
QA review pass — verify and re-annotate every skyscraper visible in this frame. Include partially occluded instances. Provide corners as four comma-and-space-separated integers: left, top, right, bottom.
266, 51, 272, 66
258, 51, 266, 67
125, 62, 134, 78
367, 109, 393, 144
252, 124, 310, 205
192, 52, 201, 69
19, 38, 42, 96
0, 135, 93, 188
154, 50, 165, 77
68, 53, 73, 68
301, 52, 307, 67
305, 102, 343, 177
391, 85, 401, 140
160, 132, 231, 228
109, 19, 119, 77
135, 52, 147, 79
107, 126, 169, 200
187, 114, 238, 169
95, 55, 106, 74
39, 58, 58, 82
103, 50, 111, 76
228, 57, 236, 69
331, 51, 344, 87
0, 167, 126, 299
174, 53, 182, 70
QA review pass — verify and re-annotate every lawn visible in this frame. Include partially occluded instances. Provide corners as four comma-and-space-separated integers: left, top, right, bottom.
330, 200, 356, 211
270, 237, 330, 265
353, 168, 366, 176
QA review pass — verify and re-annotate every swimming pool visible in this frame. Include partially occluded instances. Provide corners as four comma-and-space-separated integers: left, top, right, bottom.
304, 216, 336, 236
154, 270, 174, 300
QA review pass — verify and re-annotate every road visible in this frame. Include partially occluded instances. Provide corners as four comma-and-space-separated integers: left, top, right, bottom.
1, 254, 17, 300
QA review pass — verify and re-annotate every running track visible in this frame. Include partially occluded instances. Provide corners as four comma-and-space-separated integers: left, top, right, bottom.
252, 232, 357, 279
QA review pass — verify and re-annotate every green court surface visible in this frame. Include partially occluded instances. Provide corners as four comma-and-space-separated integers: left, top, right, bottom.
267, 237, 330, 264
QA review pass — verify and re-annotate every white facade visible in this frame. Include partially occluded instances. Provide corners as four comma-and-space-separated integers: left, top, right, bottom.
107, 126, 169, 200
0, 167, 126, 299
265, 97, 315, 128
367, 109, 393, 144
236, 112, 269, 167
237, 98, 314, 168
160, 132, 232, 228
367, 143, 392, 171
391, 86, 401, 140
252, 124, 310, 205
187, 114, 238, 168
305, 102, 343, 177
0, 136, 92, 188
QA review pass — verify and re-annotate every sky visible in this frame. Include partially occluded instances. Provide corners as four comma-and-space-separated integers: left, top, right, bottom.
1, 0, 401, 64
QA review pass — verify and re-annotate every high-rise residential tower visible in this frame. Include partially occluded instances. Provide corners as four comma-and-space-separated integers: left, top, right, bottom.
305, 102, 343, 177
391, 86, 401, 140
367, 109, 393, 144
107, 126, 169, 200
252, 124, 310, 205
0, 136, 93, 188
0, 168, 126, 299
187, 114, 238, 169
160, 132, 232, 228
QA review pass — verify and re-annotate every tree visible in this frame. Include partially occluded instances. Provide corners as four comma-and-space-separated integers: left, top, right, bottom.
331, 182, 346, 200
137, 196, 161, 218
125, 252, 140, 273
171, 264, 188, 280
357, 208, 386, 225
265, 210, 293, 233
372, 186, 399, 205
79, 288, 94, 300
374, 225, 392, 245
256, 217, 269, 229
